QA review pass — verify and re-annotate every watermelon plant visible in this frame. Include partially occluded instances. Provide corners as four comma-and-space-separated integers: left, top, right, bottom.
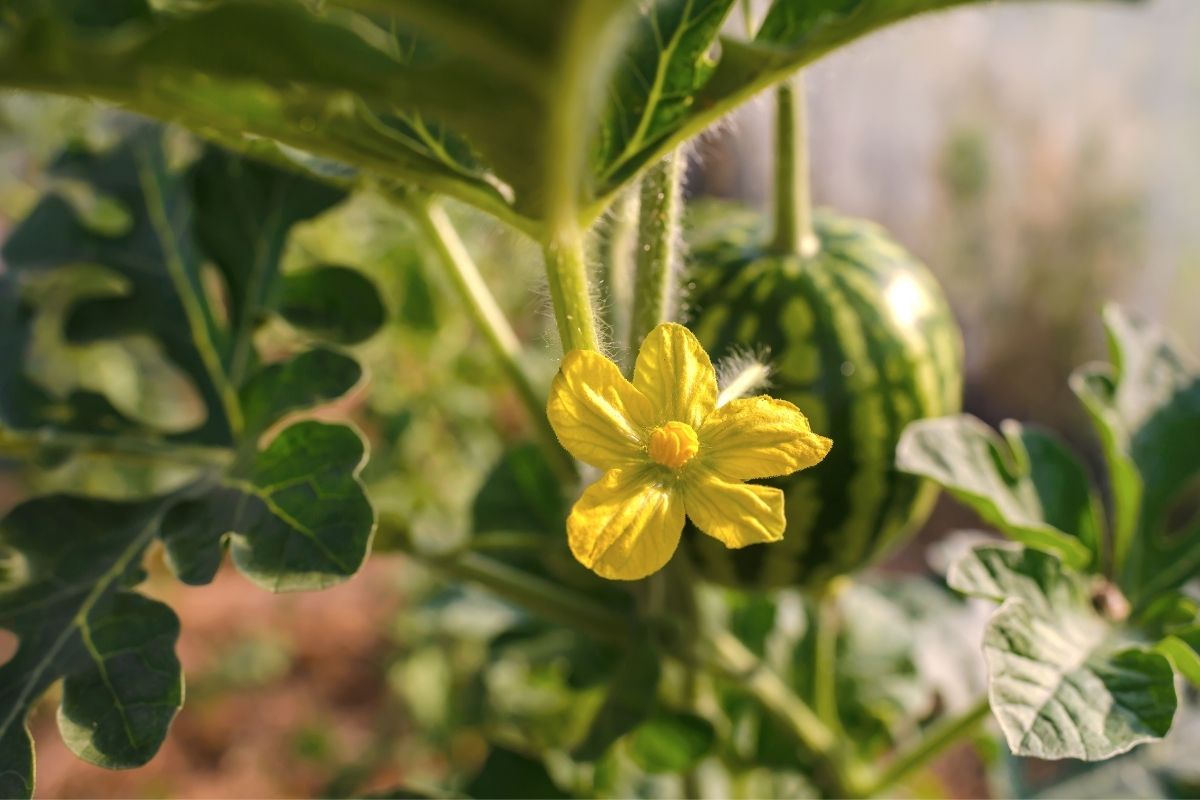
0, 1, 1194, 798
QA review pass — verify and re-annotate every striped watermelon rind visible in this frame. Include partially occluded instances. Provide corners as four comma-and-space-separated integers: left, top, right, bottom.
683, 202, 963, 590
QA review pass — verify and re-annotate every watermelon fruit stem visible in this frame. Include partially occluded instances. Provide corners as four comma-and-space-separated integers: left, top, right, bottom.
770, 75, 820, 259
630, 149, 685, 355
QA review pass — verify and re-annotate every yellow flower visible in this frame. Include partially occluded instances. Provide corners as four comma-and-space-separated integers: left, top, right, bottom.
547, 323, 833, 581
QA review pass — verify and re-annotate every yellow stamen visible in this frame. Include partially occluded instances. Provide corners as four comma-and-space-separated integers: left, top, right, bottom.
648, 421, 699, 469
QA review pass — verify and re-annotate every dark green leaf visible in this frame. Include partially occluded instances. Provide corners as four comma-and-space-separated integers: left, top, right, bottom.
238, 347, 363, 438
465, 746, 567, 800
276, 265, 386, 345
573, 631, 661, 761
1070, 307, 1200, 604
161, 421, 374, 592
627, 711, 715, 774
0, 128, 377, 789
950, 545, 1177, 760
897, 415, 1099, 569
471, 444, 566, 537
57, 592, 183, 768
191, 146, 346, 351
0, 497, 181, 794
0, 720, 33, 799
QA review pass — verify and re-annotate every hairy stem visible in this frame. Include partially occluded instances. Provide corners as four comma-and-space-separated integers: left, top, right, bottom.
597, 187, 639, 361
543, 229, 600, 352
629, 151, 685, 353
538, 1, 631, 354
862, 697, 991, 797
404, 196, 575, 479
771, 74, 818, 257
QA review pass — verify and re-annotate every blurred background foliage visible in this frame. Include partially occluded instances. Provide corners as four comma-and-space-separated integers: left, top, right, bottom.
0, 0, 1197, 797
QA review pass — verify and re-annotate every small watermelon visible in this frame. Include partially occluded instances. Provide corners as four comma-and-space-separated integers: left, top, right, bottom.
682, 202, 963, 590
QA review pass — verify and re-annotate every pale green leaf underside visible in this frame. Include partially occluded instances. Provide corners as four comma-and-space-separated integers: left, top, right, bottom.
986, 602, 1174, 760
951, 545, 1177, 761
897, 415, 1098, 569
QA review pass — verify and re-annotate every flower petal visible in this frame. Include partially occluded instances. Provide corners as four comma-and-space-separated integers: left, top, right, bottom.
699, 396, 832, 480
547, 349, 655, 469
632, 323, 717, 428
568, 468, 685, 580
683, 468, 786, 548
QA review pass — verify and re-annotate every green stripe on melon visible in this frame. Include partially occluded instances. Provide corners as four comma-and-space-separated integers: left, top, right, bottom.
683, 202, 963, 590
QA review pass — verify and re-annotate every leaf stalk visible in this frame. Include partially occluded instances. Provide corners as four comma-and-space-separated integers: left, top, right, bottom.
403, 196, 575, 480
860, 697, 991, 797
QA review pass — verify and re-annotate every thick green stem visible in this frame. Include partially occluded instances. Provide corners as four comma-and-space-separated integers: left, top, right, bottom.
543, 229, 600, 352
597, 187, 639, 357
861, 697, 991, 797
770, 75, 819, 258
404, 197, 575, 479
629, 151, 684, 353
538, 2, 630, 355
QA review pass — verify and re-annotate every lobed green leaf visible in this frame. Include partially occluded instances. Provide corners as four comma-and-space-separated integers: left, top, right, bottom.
162, 421, 374, 592
0, 498, 180, 788
950, 545, 1177, 760
0, 125, 382, 794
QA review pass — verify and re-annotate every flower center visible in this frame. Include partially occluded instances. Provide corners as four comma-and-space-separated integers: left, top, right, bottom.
648, 421, 699, 470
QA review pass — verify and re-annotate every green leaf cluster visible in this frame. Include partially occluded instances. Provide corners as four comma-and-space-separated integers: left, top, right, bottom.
0, 125, 384, 795
899, 308, 1200, 760
0, 0, 1132, 235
